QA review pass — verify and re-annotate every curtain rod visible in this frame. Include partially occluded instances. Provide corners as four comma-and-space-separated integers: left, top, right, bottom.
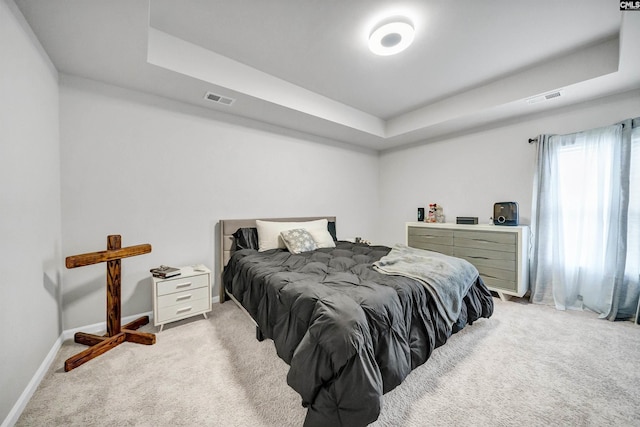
529, 123, 627, 144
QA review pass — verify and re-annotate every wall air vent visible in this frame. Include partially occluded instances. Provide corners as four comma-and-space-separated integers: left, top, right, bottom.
204, 91, 235, 106
526, 89, 564, 105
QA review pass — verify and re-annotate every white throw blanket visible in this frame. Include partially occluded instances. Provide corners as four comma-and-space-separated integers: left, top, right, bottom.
373, 245, 479, 329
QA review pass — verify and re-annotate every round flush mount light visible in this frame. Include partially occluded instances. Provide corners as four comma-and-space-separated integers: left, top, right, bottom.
368, 17, 415, 56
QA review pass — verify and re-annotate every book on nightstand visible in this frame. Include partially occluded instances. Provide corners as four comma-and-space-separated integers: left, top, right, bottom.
150, 265, 181, 278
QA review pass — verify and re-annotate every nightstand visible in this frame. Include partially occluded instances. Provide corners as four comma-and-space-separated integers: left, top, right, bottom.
152, 265, 212, 331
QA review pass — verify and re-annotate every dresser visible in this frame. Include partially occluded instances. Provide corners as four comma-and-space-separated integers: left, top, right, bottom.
406, 222, 529, 300
152, 265, 212, 331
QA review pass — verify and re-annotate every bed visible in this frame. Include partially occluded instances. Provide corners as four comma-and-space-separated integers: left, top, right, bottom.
219, 216, 494, 427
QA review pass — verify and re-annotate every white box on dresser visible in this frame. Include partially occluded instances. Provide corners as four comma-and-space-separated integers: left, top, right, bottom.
406, 222, 530, 301
152, 265, 212, 331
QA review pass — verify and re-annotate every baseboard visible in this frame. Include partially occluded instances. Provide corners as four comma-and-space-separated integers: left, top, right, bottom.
3, 300, 221, 427
3, 296, 224, 426
1, 335, 63, 427
4, 310, 154, 427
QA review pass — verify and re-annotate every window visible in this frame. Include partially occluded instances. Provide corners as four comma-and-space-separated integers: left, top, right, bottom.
530, 119, 640, 321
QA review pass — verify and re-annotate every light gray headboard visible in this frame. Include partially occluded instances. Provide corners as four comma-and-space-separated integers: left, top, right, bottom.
218, 216, 336, 301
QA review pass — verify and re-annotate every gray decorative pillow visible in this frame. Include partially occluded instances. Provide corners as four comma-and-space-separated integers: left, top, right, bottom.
280, 228, 318, 254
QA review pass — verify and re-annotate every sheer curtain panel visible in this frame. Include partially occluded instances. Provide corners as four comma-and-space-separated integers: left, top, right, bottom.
529, 118, 640, 322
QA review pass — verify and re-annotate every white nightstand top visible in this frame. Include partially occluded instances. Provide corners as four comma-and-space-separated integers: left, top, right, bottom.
180, 264, 210, 276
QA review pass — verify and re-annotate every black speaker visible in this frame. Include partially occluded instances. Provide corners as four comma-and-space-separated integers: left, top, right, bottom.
493, 202, 519, 226
457, 216, 478, 224
417, 207, 425, 222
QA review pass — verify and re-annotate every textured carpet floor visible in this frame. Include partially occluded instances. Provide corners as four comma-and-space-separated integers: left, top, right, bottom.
16, 298, 640, 426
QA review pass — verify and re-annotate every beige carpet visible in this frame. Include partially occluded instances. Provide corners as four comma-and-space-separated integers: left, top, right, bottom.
17, 298, 640, 426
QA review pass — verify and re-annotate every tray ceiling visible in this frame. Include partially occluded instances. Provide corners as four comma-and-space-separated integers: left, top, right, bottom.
15, 0, 640, 150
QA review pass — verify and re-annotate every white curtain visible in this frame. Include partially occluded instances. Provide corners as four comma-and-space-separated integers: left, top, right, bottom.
530, 118, 640, 322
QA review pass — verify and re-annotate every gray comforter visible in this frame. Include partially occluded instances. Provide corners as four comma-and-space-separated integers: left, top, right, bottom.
223, 242, 493, 427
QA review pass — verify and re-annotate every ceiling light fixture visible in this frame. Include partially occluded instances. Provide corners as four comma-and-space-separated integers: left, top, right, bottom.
368, 17, 415, 56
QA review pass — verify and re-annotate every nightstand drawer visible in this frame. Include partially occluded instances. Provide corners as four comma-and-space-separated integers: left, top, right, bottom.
156, 273, 209, 296
157, 286, 210, 309
157, 297, 210, 323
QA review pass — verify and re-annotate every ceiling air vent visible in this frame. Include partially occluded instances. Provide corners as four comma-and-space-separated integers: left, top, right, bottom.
526, 89, 564, 105
204, 91, 235, 106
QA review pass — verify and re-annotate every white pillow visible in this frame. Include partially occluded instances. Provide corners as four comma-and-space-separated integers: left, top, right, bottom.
307, 228, 336, 249
256, 219, 335, 252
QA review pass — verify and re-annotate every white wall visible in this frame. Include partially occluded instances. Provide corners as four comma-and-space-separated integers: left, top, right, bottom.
4, 3, 639, 422
59, 75, 380, 330
377, 89, 640, 246
0, 0, 61, 423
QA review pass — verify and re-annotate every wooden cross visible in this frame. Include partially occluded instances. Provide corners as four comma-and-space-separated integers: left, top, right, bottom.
64, 235, 155, 371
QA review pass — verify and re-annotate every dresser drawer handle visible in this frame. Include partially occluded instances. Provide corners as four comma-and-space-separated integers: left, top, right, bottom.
176, 306, 192, 313
175, 282, 192, 288
176, 294, 192, 301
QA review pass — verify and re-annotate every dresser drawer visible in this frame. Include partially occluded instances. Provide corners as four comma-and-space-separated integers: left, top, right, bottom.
156, 273, 209, 296
157, 286, 210, 309
408, 226, 454, 255
407, 239, 454, 255
481, 276, 518, 293
454, 230, 516, 244
476, 264, 516, 282
453, 247, 517, 273
157, 296, 210, 323
454, 231, 515, 252
408, 226, 453, 239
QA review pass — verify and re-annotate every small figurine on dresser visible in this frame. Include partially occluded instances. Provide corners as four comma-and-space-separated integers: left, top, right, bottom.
427, 203, 445, 223
427, 204, 436, 222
